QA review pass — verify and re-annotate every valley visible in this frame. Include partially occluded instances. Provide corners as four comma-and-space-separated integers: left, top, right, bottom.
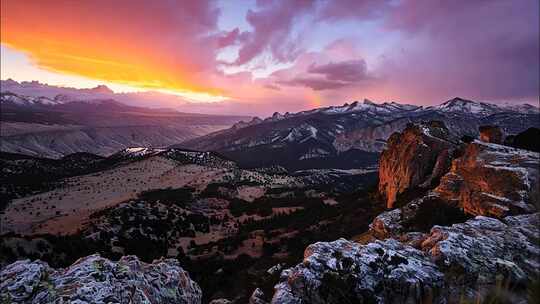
0, 147, 380, 302
0, 80, 248, 158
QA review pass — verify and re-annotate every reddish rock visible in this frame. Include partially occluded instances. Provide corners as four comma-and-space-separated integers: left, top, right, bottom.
479, 125, 503, 144
378, 121, 457, 208
435, 141, 539, 217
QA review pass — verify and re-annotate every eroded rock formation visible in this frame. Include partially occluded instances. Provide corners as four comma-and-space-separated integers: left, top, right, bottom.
378, 121, 457, 208
435, 141, 539, 217
0, 254, 202, 304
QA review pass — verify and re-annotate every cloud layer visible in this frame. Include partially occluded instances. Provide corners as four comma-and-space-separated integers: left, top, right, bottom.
1, 0, 538, 115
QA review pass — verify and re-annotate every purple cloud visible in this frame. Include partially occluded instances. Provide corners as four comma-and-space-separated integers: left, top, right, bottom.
278, 77, 350, 91
274, 56, 371, 91
308, 60, 369, 82
379, 0, 539, 102
232, 0, 315, 65
267, 0, 539, 103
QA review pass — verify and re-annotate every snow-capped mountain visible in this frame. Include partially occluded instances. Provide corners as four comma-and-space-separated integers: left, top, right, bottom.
428, 97, 501, 115
0, 91, 64, 107
178, 97, 539, 170
0, 83, 248, 158
0, 79, 115, 105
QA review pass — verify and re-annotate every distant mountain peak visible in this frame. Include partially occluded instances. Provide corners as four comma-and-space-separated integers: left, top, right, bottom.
89, 85, 114, 94
432, 97, 500, 115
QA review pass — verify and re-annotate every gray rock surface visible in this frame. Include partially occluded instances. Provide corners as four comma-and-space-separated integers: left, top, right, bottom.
271, 213, 540, 303
0, 254, 202, 304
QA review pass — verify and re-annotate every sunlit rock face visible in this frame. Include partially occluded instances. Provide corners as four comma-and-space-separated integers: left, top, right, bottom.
372, 134, 539, 239
479, 125, 504, 144
378, 120, 538, 216
0, 254, 202, 304
435, 141, 539, 217
378, 121, 457, 208
271, 213, 539, 304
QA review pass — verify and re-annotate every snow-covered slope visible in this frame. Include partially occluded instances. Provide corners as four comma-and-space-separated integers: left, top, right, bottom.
179, 97, 539, 170
0, 79, 115, 105
0, 83, 248, 158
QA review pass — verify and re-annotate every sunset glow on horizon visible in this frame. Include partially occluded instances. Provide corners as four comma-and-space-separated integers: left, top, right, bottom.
1, 0, 538, 115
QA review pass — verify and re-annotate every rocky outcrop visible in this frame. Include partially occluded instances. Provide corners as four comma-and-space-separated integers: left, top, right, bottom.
0, 254, 202, 304
272, 238, 445, 304
435, 141, 539, 217
378, 121, 457, 208
271, 213, 540, 304
378, 120, 539, 215
369, 193, 470, 239
249, 288, 268, 304
371, 138, 539, 240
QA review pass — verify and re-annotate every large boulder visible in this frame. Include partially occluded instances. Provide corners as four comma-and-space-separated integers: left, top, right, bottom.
0, 254, 202, 304
370, 193, 469, 239
271, 238, 445, 304
378, 121, 457, 208
435, 141, 539, 217
271, 213, 540, 304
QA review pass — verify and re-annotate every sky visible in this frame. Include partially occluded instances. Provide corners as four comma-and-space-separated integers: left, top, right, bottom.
1, 0, 539, 116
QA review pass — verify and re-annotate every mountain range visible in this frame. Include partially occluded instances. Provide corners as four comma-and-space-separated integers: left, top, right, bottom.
178, 97, 539, 170
0, 80, 248, 158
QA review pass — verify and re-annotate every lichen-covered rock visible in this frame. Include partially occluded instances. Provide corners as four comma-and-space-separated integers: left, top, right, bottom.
378, 121, 457, 208
209, 299, 232, 304
421, 214, 540, 285
435, 141, 539, 217
370, 192, 470, 239
271, 238, 445, 304
271, 213, 540, 304
0, 254, 202, 304
249, 288, 268, 304
369, 208, 403, 239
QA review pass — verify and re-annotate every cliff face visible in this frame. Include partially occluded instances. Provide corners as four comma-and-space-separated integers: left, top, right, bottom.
0, 254, 202, 304
379, 121, 538, 217
372, 128, 539, 239
378, 121, 457, 208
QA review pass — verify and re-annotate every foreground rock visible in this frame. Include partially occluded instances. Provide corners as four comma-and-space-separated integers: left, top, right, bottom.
0, 254, 202, 304
378, 121, 458, 208
271, 213, 539, 304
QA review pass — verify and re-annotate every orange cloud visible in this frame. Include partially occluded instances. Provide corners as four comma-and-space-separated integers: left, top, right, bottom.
0, 0, 231, 95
